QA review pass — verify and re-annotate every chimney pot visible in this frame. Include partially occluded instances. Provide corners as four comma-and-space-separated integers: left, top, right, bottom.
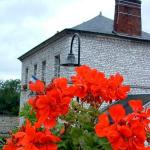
99, 11, 102, 16
114, 0, 142, 36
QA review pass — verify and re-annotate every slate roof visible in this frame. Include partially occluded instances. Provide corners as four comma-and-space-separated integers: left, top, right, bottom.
18, 14, 150, 61
72, 14, 150, 41
72, 15, 114, 35
102, 94, 150, 114
117, 94, 150, 113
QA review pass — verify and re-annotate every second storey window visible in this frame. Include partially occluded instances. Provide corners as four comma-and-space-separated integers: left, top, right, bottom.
54, 55, 60, 77
42, 61, 46, 82
25, 68, 28, 84
34, 64, 37, 76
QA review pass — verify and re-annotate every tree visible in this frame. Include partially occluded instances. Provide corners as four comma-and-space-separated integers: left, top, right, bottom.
0, 79, 21, 116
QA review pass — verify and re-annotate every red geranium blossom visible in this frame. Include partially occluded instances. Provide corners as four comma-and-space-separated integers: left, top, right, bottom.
128, 100, 150, 133
3, 120, 61, 150
29, 80, 45, 94
71, 65, 130, 106
95, 100, 150, 150
4, 65, 149, 150
28, 78, 74, 128
128, 99, 143, 112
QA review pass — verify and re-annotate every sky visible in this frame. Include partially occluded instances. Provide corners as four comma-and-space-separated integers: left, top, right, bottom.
0, 0, 150, 80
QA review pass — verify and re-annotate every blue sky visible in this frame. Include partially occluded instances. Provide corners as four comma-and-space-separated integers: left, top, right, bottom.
0, 0, 150, 80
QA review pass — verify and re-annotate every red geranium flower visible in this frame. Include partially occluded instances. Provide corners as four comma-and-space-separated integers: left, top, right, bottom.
71, 65, 130, 106
128, 99, 143, 112
95, 100, 150, 150
29, 80, 45, 94
3, 120, 61, 150
28, 78, 74, 128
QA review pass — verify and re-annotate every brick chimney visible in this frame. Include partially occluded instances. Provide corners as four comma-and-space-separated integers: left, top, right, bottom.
114, 0, 142, 36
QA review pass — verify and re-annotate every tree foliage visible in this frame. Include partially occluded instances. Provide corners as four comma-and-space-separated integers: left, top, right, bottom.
0, 79, 20, 116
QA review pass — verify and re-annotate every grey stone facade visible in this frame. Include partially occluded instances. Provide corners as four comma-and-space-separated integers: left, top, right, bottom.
0, 116, 18, 136
79, 33, 150, 94
20, 31, 150, 107
20, 35, 71, 106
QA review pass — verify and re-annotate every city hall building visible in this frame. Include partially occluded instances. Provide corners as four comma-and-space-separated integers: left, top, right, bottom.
19, 0, 150, 107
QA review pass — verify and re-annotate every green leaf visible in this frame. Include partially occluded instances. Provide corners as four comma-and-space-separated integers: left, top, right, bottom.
98, 138, 112, 150
19, 103, 37, 124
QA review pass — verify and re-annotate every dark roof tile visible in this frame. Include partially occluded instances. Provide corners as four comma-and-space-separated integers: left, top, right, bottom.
19, 15, 150, 60
72, 15, 150, 41
102, 94, 150, 114
72, 15, 113, 34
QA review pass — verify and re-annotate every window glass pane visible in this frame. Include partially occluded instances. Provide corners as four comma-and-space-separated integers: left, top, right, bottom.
54, 55, 60, 77
34, 64, 37, 76
42, 61, 46, 82
25, 68, 28, 84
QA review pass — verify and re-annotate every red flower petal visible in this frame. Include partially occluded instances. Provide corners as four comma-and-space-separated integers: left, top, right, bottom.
109, 104, 126, 123
14, 132, 25, 138
95, 113, 110, 137
98, 113, 110, 127
128, 100, 143, 112
117, 125, 132, 138
29, 80, 45, 93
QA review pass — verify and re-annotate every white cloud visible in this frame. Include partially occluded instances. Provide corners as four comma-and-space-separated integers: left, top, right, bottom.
0, 0, 150, 80
42, 0, 115, 36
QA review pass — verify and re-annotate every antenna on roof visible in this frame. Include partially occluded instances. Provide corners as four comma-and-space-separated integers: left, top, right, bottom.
99, 11, 102, 16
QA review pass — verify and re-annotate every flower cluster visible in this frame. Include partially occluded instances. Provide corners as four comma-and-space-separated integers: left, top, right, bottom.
71, 65, 130, 106
3, 120, 61, 150
95, 100, 150, 150
28, 78, 74, 128
3, 78, 74, 150
3, 65, 149, 150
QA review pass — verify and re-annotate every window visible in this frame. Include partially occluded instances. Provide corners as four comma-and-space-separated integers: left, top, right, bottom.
54, 55, 60, 77
34, 64, 37, 76
42, 61, 46, 82
25, 68, 28, 84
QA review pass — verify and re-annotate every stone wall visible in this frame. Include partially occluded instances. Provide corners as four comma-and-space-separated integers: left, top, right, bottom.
20, 32, 150, 106
20, 34, 72, 107
79, 33, 150, 95
0, 116, 18, 136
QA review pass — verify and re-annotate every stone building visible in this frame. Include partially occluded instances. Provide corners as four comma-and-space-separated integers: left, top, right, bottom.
19, 0, 150, 107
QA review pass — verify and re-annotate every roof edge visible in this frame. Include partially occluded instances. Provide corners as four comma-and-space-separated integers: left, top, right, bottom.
67, 28, 150, 42
18, 28, 150, 61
